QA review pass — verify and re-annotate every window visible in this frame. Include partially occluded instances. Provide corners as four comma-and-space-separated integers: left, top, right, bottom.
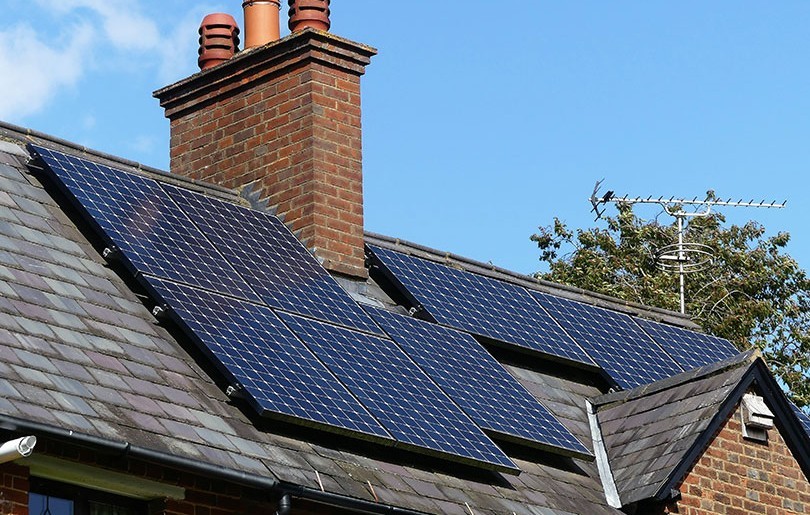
29, 478, 145, 515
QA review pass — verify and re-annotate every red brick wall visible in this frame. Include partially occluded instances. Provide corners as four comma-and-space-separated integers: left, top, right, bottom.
654, 401, 810, 514
0, 463, 29, 515
157, 31, 375, 279
1, 440, 283, 515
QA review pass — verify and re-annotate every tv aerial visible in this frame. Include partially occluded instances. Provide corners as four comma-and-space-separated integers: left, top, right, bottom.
589, 180, 786, 314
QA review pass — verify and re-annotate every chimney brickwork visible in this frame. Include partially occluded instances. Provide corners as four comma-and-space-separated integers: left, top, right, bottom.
154, 30, 375, 278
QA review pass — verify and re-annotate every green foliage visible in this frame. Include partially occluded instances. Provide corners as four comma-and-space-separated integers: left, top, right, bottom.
532, 201, 810, 407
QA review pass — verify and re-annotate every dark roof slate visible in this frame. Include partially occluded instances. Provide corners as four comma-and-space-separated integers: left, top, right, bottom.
590, 351, 758, 506
0, 122, 620, 514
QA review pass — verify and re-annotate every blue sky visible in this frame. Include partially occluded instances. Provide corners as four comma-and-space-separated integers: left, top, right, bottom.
4, 1, 809, 278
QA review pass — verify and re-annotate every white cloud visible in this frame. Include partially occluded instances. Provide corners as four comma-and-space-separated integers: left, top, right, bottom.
1, 1, 230, 120
0, 22, 95, 120
35, 0, 160, 51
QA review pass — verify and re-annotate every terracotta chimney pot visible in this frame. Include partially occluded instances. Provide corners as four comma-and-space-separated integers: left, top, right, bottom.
243, 0, 281, 49
198, 13, 240, 70
288, 0, 330, 32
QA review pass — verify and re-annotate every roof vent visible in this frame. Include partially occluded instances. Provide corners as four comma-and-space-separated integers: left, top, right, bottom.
288, 0, 330, 32
198, 13, 240, 70
741, 393, 774, 443
243, 0, 281, 49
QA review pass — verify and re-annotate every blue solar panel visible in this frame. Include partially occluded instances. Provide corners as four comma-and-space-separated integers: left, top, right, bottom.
792, 403, 810, 440
146, 276, 392, 440
367, 306, 592, 458
163, 184, 381, 335
531, 292, 684, 389
30, 144, 259, 302
367, 245, 594, 366
278, 312, 519, 473
635, 318, 738, 371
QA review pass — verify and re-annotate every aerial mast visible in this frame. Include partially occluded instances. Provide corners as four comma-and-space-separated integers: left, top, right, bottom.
589, 181, 786, 314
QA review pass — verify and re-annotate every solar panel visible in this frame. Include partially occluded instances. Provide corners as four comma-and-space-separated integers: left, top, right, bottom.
635, 318, 738, 371
29, 144, 259, 302
367, 245, 594, 366
367, 306, 592, 458
163, 184, 381, 335
146, 276, 392, 441
531, 292, 684, 389
791, 403, 810, 440
278, 312, 519, 473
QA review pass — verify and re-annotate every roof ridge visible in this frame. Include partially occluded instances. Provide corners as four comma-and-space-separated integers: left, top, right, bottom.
365, 232, 698, 328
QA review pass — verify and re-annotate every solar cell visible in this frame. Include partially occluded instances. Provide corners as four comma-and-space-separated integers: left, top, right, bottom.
531, 292, 684, 389
278, 311, 519, 473
146, 276, 392, 440
635, 318, 738, 371
367, 245, 594, 366
164, 184, 381, 335
30, 144, 259, 302
367, 306, 592, 458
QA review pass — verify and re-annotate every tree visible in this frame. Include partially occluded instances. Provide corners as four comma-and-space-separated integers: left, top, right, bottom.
531, 197, 810, 407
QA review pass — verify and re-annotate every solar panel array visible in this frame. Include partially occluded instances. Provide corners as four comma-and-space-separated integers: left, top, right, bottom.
367, 306, 591, 458
367, 245, 595, 366
278, 312, 519, 472
635, 318, 738, 372
164, 184, 381, 335
531, 292, 684, 389
147, 277, 391, 440
32, 144, 556, 472
33, 145, 259, 301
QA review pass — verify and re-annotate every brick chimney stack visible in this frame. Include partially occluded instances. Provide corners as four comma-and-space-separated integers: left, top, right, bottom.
154, 1, 375, 278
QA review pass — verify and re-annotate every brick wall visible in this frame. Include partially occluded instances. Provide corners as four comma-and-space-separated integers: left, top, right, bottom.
156, 30, 375, 279
0, 463, 29, 515
1, 440, 286, 515
653, 400, 810, 514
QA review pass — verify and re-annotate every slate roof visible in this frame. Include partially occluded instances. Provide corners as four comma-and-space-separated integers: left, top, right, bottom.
0, 121, 621, 514
590, 349, 810, 509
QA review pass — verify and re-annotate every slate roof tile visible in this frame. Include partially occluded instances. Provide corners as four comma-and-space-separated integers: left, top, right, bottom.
228, 452, 272, 477
53, 411, 97, 433
272, 469, 315, 491
13, 399, 61, 425
89, 369, 135, 396
430, 499, 468, 515
11, 364, 55, 388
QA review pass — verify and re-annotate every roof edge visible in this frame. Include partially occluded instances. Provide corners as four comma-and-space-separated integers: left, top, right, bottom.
1, 120, 241, 204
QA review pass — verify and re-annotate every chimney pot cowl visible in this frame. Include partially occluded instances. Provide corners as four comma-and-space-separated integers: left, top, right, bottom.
198, 13, 240, 70
288, 0, 331, 32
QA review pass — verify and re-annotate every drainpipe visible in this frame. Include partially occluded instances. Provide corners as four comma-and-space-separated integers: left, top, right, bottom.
275, 494, 291, 515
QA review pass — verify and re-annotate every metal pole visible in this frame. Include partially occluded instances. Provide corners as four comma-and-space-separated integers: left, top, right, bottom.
678, 215, 685, 314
